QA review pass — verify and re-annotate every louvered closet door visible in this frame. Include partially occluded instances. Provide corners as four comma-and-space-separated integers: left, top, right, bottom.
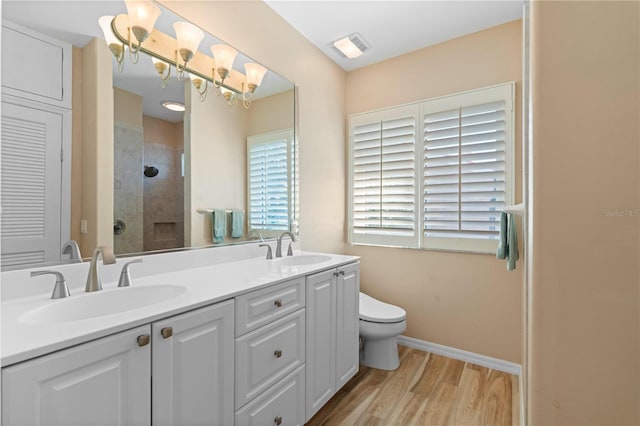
1, 101, 64, 267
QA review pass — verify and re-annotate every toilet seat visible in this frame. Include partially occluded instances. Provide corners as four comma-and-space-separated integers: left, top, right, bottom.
359, 292, 406, 324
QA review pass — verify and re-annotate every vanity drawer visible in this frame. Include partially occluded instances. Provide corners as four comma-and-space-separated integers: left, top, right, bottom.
235, 277, 305, 336
235, 365, 305, 426
235, 309, 305, 408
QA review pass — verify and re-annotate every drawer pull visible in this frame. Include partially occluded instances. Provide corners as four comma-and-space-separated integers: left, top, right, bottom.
274, 416, 283, 425
137, 334, 150, 347
274, 349, 283, 358
274, 299, 283, 307
161, 327, 173, 339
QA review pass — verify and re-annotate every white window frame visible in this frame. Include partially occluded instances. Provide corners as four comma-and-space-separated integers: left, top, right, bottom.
247, 129, 296, 238
348, 82, 515, 254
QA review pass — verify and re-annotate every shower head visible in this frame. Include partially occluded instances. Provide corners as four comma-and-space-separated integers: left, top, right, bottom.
144, 165, 159, 178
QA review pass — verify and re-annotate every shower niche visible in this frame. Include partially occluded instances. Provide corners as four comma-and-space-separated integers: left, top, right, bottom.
113, 88, 184, 255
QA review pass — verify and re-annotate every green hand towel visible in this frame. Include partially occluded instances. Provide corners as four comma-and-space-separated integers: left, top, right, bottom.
231, 209, 244, 238
507, 213, 519, 271
496, 212, 508, 260
211, 210, 226, 243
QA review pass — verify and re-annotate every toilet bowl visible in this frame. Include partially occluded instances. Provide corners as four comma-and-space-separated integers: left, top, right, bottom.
359, 292, 407, 370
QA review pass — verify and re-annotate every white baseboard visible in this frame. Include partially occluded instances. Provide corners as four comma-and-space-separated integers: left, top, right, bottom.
397, 335, 522, 376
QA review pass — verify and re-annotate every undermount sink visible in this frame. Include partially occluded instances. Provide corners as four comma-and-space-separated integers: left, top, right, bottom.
20, 285, 188, 324
276, 254, 332, 266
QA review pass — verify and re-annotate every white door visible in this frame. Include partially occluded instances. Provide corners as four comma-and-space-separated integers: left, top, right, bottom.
152, 300, 235, 426
1, 100, 70, 267
305, 269, 337, 421
1, 326, 151, 426
335, 262, 360, 389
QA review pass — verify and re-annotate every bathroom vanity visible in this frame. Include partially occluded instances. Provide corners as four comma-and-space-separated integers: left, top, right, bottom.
0, 244, 359, 426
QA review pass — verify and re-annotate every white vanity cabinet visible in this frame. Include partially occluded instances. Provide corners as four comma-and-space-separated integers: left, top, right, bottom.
305, 262, 360, 422
235, 277, 307, 426
152, 300, 235, 426
1, 325, 152, 426
1, 300, 234, 426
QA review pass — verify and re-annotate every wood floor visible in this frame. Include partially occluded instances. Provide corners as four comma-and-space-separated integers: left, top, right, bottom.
307, 345, 519, 426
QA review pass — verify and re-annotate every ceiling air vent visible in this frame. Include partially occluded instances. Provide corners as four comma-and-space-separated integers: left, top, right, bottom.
332, 33, 370, 59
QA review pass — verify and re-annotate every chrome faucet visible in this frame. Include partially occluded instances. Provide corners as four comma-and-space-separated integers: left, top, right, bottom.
275, 231, 296, 258
259, 244, 273, 259
62, 240, 82, 262
85, 246, 116, 292
118, 259, 143, 287
31, 270, 71, 299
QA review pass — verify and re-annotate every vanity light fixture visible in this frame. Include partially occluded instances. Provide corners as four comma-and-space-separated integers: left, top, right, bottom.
173, 21, 204, 80
242, 62, 267, 108
98, 15, 125, 72
123, 0, 161, 63
333, 33, 370, 59
210, 44, 238, 87
152, 57, 171, 88
189, 72, 209, 101
101, 9, 269, 109
161, 100, 185, 112
221, 87, 237, 106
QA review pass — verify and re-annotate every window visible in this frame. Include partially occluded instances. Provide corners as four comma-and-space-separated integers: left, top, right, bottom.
247, 129, 297, 236
349, 83, 514, 253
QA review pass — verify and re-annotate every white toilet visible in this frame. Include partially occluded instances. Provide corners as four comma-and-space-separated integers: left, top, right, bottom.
359, 292, 407, 370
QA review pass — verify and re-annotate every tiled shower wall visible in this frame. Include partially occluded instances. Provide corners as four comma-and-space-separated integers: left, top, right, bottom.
114, 122, 144, 255
142, 116, 184, 252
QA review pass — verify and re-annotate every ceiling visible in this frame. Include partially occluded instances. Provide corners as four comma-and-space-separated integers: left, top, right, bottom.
264, 0, 523, 72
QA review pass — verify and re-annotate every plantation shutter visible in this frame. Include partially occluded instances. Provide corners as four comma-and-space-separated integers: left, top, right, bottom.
350, 104, 419, 247
247, 130, 294, 232
422, 83, 513, 252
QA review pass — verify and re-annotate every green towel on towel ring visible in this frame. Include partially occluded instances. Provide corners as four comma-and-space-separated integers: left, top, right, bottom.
496, 211, 519, 271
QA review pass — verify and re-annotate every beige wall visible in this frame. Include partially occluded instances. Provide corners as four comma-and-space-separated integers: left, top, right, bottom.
185, 82, 249, 247
530, 1, 639, 424
70, 47, 83, 248
80, 38, 114, 256
159, 0, 347, 254
247, 89, 295, 136
346, 20, 523, 363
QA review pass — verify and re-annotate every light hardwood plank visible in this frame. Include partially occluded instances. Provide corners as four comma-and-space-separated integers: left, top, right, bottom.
305, 347, 519, 426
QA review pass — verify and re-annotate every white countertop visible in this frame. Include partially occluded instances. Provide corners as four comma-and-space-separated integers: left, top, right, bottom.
1, 249, 359, 367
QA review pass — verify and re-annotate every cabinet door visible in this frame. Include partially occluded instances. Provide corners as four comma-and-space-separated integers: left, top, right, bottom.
305, 269, 337, 422
336, 262, 360, 389
2, 21, 72, 108
152, 300, 234, 426
2, 326, 151, 426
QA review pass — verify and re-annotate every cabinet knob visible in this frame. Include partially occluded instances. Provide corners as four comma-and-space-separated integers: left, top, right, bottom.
274, 349, 283, 358
137, 334, 150, 347
333, 271, 339, 277
274, 416, 283, 425
161, 327, 173, 339
274, 299, 283, 308
340, 270, 345, 276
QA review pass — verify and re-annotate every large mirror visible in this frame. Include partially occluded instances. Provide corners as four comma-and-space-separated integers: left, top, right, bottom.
1, 1, 297, 270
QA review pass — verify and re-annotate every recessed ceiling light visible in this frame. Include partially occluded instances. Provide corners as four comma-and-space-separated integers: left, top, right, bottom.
332, 33, 370, 59
161, 100, 185, 112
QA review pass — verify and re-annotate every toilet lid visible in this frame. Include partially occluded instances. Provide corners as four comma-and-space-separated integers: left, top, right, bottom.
359, 292, 406, 323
